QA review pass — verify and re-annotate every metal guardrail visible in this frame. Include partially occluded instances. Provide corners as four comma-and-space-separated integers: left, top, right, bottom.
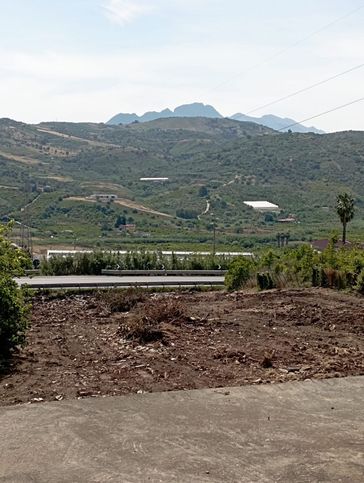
102, 269, 227, 276
25, 280, 225, 290
25, 269, 41, 275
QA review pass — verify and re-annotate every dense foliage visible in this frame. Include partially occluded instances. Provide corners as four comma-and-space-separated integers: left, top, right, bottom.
225, 242, 364, 293
41, 251, 231, 275
225, 258, 254, 291
0, 224, 31, 361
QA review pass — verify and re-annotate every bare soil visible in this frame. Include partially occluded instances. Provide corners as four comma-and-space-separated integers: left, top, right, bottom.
1, 288, 363, 406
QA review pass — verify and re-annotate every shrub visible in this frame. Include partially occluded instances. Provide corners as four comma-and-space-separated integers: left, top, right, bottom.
119, 316, 164, 344
355, 270, 364, 294
100, 288, 146, 313
0, 224, 31, 362
257, 272, 275, 291
336, 271, 347, 290
225, 257, 255, 291
118, 297, 188, 343
0, 278, 28, 358
138, 297, 187, 325
312, 267, 321, 287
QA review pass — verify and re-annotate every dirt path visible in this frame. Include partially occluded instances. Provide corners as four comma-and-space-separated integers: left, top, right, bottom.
20, 193, 41, 212
68, 196, 172, 218
0, 185, 19, 190
1, 288, 363, 406
0, 149, 42, 165
114, 198, 172, 218
202, 200, 211, 215
37, 128, 121, 149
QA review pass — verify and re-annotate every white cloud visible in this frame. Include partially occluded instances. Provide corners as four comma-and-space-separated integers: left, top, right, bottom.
101, 0, 152, 25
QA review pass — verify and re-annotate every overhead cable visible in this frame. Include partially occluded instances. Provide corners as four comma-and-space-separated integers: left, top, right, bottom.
279, 96, 364, 131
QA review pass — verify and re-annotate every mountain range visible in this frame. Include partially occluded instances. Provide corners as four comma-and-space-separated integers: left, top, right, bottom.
107, 102, 324, 134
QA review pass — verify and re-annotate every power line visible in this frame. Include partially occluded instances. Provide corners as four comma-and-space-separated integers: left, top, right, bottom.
213, 3, 364, 91
232, 61, 364, 118
278, 96, 364, 131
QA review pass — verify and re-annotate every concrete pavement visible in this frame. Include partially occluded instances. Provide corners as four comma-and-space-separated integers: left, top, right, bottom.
0, 377, 363, 482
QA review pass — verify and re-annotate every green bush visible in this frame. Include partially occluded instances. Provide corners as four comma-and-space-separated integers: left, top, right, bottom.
0, 224, 31, 362
226, 244, 364, 293
225, 257, 254, 291
312, 266, 321, 287
0, 278, 28, 357
355, 270, 364, 294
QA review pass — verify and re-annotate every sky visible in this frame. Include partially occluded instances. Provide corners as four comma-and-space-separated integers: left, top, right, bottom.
1, 0, 364, 132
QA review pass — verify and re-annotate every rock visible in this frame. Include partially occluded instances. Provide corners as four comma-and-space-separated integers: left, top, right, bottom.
300, 365, 312, 372
287, 366, 300, 373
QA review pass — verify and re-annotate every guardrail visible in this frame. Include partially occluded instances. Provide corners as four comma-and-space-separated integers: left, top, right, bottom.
25, 269, 41, 275
102, 270, 227, 276
24, 280, 225, 290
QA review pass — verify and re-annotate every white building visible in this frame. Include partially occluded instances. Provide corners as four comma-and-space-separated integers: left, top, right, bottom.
140, 178, 169, 183
244, 201, 280, 212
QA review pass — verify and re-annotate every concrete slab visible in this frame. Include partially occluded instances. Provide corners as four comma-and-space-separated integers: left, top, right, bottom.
0, 377, 363, 483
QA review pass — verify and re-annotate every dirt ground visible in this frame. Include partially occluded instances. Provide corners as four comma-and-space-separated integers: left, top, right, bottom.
1, 288, 363, 406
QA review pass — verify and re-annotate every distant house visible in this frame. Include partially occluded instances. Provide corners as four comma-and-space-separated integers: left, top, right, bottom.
118, 224, 136, 233
90, 194, 118, 202
311, 239, 352, 252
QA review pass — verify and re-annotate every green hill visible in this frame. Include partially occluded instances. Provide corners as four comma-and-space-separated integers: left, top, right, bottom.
0, 117, 363, 251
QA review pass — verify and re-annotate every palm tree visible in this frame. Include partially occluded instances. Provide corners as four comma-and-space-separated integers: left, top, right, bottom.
336, 193, 355, 244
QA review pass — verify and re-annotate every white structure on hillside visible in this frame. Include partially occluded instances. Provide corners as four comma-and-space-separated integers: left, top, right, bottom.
90, 194, 118, 202
244, 201, 280, 212
140, 177, 169, 182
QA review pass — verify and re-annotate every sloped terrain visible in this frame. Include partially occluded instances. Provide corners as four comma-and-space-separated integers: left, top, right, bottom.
1, 117, 364, 249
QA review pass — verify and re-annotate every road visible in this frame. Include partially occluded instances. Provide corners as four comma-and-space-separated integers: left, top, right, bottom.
0, 377, 363, 482
16, 275, 225, 289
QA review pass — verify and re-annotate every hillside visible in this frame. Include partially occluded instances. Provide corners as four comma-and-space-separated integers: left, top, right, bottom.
107, 102, 324, 134
0, 117, 363, 251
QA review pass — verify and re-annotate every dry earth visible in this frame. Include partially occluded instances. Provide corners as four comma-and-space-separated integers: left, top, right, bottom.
1, 288, 363, 406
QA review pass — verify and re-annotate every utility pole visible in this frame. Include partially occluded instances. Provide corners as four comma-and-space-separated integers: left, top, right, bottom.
213, 221, 216, 257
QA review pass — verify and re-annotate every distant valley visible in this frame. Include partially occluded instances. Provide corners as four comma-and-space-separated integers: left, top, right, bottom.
0, 115, 362, 252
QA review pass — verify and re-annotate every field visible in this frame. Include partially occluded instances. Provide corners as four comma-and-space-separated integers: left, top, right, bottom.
1, 288, 363, 406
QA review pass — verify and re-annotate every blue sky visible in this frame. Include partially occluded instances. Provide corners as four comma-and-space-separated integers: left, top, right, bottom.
1, 0, 364, 131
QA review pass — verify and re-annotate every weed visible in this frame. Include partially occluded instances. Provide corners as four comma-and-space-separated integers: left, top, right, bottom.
100, 288, 146, 313
118, 297, 188, 343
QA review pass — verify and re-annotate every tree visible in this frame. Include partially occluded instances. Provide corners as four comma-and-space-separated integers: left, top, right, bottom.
198, 185, 208, 197
115, 215, 126, 228
225, 257, 255, 291
0, 224, 31, 362
336, 193, 355, 244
